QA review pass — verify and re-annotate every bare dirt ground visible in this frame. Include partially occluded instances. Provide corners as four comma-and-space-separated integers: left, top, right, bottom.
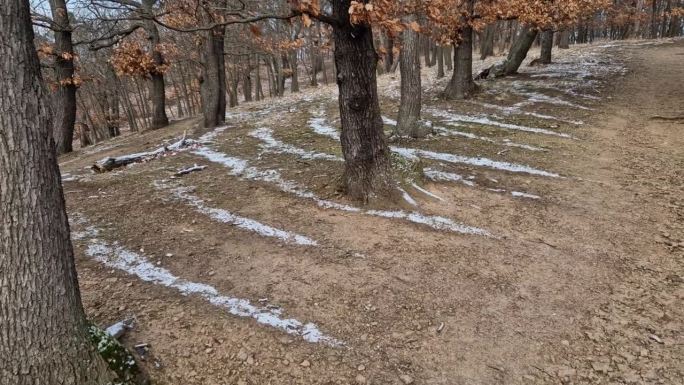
60, 39, 683, 385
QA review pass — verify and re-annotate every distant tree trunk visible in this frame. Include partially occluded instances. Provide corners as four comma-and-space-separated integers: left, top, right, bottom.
48, 0, 77, 154
200, 24, 226, 128
142, 0, 169, 129
396, 14, 425, 138
332, 0, 392, 201
0, 0, 115, 383
289, 50, 299, 93
436, 45, 445, 78
243, 59, 253, 102
444, 45, 453, 70
384, 34, 394, 73
444, 2, 476, 99
633, 0, 645, 38
539, 30, 554, 64
558, 30, 570, 49
480, 24, 495, 60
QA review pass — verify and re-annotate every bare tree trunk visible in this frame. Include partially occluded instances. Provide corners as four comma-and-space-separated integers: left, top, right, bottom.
480, 24, 495, 60
332, 0, 392, 201
243, 58, 253, 102
396, 14, 426, 138
444, 2, 476, 100
539, 30, 554, 64
0, 1, 115, 383
200, 24, 226, 128
48, 0, 76, 155
384, 34, 394, 73
480, 26, 538, 79
444, 45, 453, 70
142, 0, 169, 129
559, 30, 570, 48
289, 50, 299, 93
436, 45, 445, 78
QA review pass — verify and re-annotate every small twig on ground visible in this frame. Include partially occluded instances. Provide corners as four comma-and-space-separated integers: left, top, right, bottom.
175, 164, 207, 176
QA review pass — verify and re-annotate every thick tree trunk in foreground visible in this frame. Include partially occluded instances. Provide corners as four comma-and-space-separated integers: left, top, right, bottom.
444, 22, 475, 99
142, 0, 169, 129
0, 1, 114, 383
332, 0, 392, 201
49, 0, 76, 154
539, 30, 554, 64
396, 14, 425, 138
200, 25, 226, 128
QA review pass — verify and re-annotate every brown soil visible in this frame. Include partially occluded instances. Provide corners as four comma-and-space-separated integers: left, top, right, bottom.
61, 39, 683, 385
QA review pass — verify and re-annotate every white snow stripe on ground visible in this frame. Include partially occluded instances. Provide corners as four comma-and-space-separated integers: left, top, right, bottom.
249, 127, 342, 161
73, 223, 340, 346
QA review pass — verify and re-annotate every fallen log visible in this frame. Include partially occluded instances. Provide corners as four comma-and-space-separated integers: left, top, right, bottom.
175, 164, 207, 176
92, 137, 198, 173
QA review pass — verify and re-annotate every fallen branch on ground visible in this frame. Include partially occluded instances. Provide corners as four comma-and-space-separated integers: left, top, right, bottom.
92, 137, 198, 173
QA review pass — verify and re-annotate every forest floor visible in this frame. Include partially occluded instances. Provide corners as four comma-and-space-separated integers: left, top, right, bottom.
59, 39, 683, 385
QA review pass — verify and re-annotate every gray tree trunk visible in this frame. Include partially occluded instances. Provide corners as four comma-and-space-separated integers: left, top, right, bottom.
48, 0, 77, 154
540, 30, 554, 64
444, 2, 476, 100
0, 0, 115, 383
200, 23, 226, 128
332, 0, 392, 201
396, 14, 426, 138
480, 24, 495, 60
289, 50, 299, 93
436, 45, 445, 78
142, 0, 169, 129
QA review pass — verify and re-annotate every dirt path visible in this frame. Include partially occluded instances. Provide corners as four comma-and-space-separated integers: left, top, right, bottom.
63, 40, 682, 385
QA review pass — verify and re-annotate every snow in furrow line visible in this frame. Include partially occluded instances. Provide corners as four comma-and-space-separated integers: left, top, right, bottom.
249, 127, 342, 161
433, 125, 546, 152
410, 182, 444, 201
475, 101, 584, 125
154, 181, 318, 246
511, 89, 592, 110
392, 146, 560, 178
511, 191, 541, 199
308, 116, 341, 140
192, 147, 489, 236
427, 108, 574, 138
398, 187, 418, 206
423, 169, 476, 187
198, 125, 230, 143
382, 116, 398, 126
72, 224, 340, 346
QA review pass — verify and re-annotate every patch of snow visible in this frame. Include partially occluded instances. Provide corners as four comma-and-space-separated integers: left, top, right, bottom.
398, 187, 418, 206
432, 125, 546, 152
511, 191, 541, 199
80, 234, 340, 346
308, 116, 340, 140
193, 146, 489, 236
427, 108, 573, 139
249, 127, 342, 161
154, 181, 318, 246
392, 147, 560, 178
382, 116, 397, 126
423, 169, 476, 187
410, 182, 444, 201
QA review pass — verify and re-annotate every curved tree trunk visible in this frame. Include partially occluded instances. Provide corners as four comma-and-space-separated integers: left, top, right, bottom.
332, 0, 392, 202
396, 14, 425, 138
539, 30, 554, 64
480, 26, 538, 79
0, 1, 115, 383
49, 0, 76, 154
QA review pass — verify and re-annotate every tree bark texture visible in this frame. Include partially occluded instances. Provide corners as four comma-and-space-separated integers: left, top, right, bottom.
539, 30, 554, 64
396, 14, 425, 138
444, 3, 476, 100
0, 0, 114, 383
142, 0, 169, 129
200, 24, 226, 128
48, 0, 77, 155
332, 0, 392, 202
